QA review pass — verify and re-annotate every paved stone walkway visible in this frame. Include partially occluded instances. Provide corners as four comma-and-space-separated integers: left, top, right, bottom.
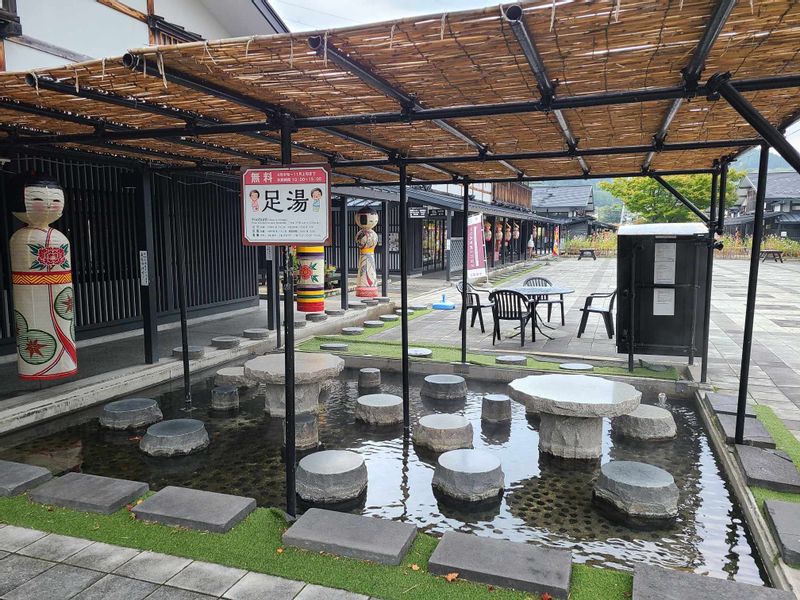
0, 524, 373, 600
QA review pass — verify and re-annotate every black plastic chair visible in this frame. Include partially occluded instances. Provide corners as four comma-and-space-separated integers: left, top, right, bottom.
488, 289, 535, 346
523, 276, 565, 326
577, 291, 617, 339
456, 281, 493, 333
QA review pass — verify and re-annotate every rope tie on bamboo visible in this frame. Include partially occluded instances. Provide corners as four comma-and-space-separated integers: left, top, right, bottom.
323, 31, 329, 66
289, 37, 294, 68
613, 0, 621, 23
73, 69, 79, 93
101, 58, 106, 79
156, 52, 168, 88
31, 72, 39, 96
550, 0, 556, 31
245, 36, 254, 58
440, 13, 447, 40
389, 24, 396, 49
142, 55, 146, 79
204, 41, 218, 72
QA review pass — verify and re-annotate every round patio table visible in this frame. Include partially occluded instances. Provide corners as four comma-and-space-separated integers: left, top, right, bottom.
501, 286, 575, 339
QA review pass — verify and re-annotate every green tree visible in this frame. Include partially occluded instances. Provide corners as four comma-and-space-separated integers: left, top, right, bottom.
599, 171, 741, 223
597, 202, 623, 224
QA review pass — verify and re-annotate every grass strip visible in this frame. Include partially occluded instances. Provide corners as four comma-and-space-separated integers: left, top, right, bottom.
751, 405, 800, 509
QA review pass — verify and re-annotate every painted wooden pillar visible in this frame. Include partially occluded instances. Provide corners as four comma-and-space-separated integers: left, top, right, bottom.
355, 206, 379, 298
296, 246, 325, 312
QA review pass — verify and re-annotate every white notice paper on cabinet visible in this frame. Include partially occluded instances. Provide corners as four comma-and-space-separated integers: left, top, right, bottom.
653, 288, 675, 316
653, 242, 676, 285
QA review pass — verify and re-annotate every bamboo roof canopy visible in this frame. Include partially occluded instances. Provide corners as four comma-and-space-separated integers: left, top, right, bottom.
0, 0, 799, 185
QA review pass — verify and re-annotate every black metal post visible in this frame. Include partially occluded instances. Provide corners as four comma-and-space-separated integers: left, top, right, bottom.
490, 215, 497, 267
399, 162, 410, 433
173, 189, 191, 406
381, 200, 389, 297
461, 180, 469, 364
445, 209, 453, 283
266, 248, 275, 331
700, 170, 719, 383
717, 163, 728, 235
135, 168, 158, 364
340, 196, 349, 310
735, 143, 769, 444
273, 249, 282, 349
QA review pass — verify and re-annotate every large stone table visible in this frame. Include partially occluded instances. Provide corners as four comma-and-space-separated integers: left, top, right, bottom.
508, 374, 640, 459
244, 352, 344, 416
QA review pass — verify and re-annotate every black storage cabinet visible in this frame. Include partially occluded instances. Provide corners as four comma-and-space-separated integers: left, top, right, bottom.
616, 223, 709, 366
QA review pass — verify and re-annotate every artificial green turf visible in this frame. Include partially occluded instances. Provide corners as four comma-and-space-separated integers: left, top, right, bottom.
0, 495, 632, 600
750, 405, 800, 509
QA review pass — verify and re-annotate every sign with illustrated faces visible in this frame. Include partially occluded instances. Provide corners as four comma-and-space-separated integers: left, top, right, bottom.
241, 165, 331, 245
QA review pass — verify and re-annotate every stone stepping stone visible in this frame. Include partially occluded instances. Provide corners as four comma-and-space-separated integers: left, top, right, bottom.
612, 405, 676, 441
496, 355, 527, 366
409, 348, 433, 358
325, 308, 346, 316
349, 302, 367, 310
341, 327, 364, 336
705, 391, 756, 418
593, 460, 678, 520
482, 394, 512, 423
376, 296, 390, 303
413, 414, 473, 453
356, 394, 403, 425
632, 562, 793, 600
395, 309, 415, 316
306, 313, 328, 323
432, 449, 504, 503
296, 450, 367, 504
764, 500, 800, 566
172, 346, 205, 360
29, 472, 148, 514
283, 508, 417, 566
140, 419, 210, 457
132, 485, 255, 533
429, 531, 572, 598
362, 299, 379, 306
285, 413, 319, 451
285, 319, 307, 328
717, 414, 775, 448
735, 445, 800, 492
421, 374, 467, 400
211, 385, 239, 411
379, 314, 399, 322
99, 398, 162, 430
243, 328, 269, 340
320, 342, 348, 351
358, 367, 381, 389
363, 320, 384, 328
0, 460, 52, 497
214, 367, 251, 388
410, 304, 427, 311
559, 362, 593, 371
211, 336, 240, 349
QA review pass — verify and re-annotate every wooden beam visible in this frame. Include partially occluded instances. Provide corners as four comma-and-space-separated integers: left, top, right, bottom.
0, 39, 5, 72
146, 0, 155, 44
96, 0, 147, 22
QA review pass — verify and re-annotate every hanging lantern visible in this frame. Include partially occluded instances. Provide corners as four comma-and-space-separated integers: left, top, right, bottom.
355, 207, 379, 298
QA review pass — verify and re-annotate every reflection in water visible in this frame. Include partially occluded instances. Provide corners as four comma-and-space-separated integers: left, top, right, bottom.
0, 367, 764, 584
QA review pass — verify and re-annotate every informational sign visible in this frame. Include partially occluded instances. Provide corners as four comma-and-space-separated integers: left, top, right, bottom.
653, 241, 676, 316
467, 213, 488, 279
408, 206, 427, 219
139, 251, 149, 286
428, 208, 446, 218
241, 165, 331, 245
653, 288, 675, 316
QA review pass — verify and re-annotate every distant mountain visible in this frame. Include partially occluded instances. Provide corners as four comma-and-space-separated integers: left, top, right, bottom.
731, 148, 793, 173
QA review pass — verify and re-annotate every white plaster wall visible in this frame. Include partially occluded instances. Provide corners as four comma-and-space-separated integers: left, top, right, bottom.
153, 0, 231, 40
4, 39, 72, 71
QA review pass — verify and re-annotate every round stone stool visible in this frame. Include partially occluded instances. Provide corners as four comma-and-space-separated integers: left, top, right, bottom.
496, 355, 527, 366
140, 419, 209, 457
306, 313, 328, 323
320, 342, 348, 351
356, 394, 402, 425
215, 367, 251, 388
362, 299, 379, 306
358, 368, 381, 389
395, 309, 415, 316
349, 302, 366, 311
410, 304, 427, 311
409, 348, 432, 358
325, 308, 346, 317
432, 449, 504, 503
612, 405, 677, 441
559, 363, 594, 371
376, 296, 390, 303
172, 346, 204, 359
363, 320, 384, 328
211, 336, 240, 349
296, 450, 367, 504
413, 414, 473, 452
342, 327, 363, 336
421, 374, 468, 400
99, 398, 162, 430
593, 460, 678, 520
285, 413, 319, 451
243, 328, 269, 340
211, 385, 239, 411
379, 314, 399, 322
482, 394, 512, 423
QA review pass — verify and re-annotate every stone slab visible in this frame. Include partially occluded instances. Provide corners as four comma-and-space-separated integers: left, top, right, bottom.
320, 342, 348, 351
140, 419, 209, 457
222, 572, 305, 600
376, 296, 390, 303
72, 573, 157, 600
362, 299, 379, 306
409, 347, 432, 358
632, 562, 793, 600
17, 533, 92, 562
242, 328, 269, 339
296, 450, 367, 504
559, 363, 594, 371
295, 585, 369, 600
0, 459, 52, 496
3, 563, 104, 600
433, 449, 504, 503
283, 507, 417, 565
363, 320, 384, 328
410, 304, 428, 311
132, 485, 256, 533
211, 336, 240, 349
99, 398, 162, 430
428, 531, 572, 598
764, 500, 800, 566
349, 302, 366, 310
65, 542, 140, 572
29, 472, 148, 514
496, 355, 527, 366
244, 353, 344, 385
325, 309, 346, 316
172, 346, 205, 360
341, 327, 364, 335
379, 314, 399, 322
0, 526, 47, 552
612, 405, 676, 441
306, 313, 328, 322
215, 367, 251, 388
705, 391, 756, 418
735, 445, 800, 492
113, 551, 192, 584
593, 461, 678, 519
166, 560, 247, 596
509, 374, 640, 418
717, 414, 775, 448
0, 555, 55, 596
395, 309, 415, 315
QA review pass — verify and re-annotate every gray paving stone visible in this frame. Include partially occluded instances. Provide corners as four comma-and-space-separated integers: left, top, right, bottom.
632, 562, 794, 599
764, 500, 800, 566
0, 555, 54, 595
0, 460, 52, 496
17, 533, 93, 562
4, 563, 104, 600
145, 587, 217, 600
113, 551, 192, 584
283, 508, 416, 565
735, 445, 800, 492
717, 414, 776, 448
167, 561, 247, 596
428, 531, 572, 598
705, 392, 756, 417
28, 472, 149, 514
0, 525, 47, 551
72, 573, 157, 600
64, 542, 140, 572
132, 486, 256, 533
223, 572, 304, 600
294, 584, 369, 600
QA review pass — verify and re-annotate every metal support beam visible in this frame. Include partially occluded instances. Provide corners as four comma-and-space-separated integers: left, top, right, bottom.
650, 174, 710, 222
461, 180, 469, 364
736, 144, 769, 444
340, 197, 349, 310
700, 169, 719, 383
134, 168, 158, 364
381, 200, 389, 298
171, 180, 192, 407
717, 163, 728, 235
399, 162, 410, 433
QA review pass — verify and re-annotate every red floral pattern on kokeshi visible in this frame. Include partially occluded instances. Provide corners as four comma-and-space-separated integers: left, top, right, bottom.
38, 246, 66, 267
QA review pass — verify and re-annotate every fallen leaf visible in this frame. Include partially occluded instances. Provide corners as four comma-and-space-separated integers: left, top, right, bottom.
410, 564, 420, 571
276, 548, 284, 554
445, 572, 459, 582
542, 593, 553, 600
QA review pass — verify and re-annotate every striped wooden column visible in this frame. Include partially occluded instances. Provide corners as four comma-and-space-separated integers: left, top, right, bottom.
296, 246, 325, 312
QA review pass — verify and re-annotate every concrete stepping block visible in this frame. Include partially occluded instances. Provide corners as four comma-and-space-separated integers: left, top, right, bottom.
764, 500, 800, 566
356, 394, 403, 425
320, 342, 348, 351
140, 419, 209, 457
211, 336, 240, 349
211, 385, 239, 411
421, 374, 468, 399
612, 405, 676, 441
395, 308, 415, 315
559, 362, 594, 371
132, 485, 255, 533
214, 366, 251, 388
632, 562, 794, 599
593, 461, 678, 520
0, 460, 52, 497
285, 318, 307, 328
429, 531, 572, 598
306, 312, 328, 322
362, 299, 379, 306
29, 472, 148, 514
349, 302, 366, 310
99, 398, 162, 430
243, 328, 269, 339
496, 355, 527, 366
172, 345, 205, 359
296, 450, 367, 504
736, 445, 800, 492
413, 414, 473, 452
705, 391, 756, 417
285, 413, 320, 451
325, 308, 346, 316
283, 508, 417, 565
376, 296, 390, 303
717, 414, 775, 448
341, 327, 364, 335
358, 367, 381, 388
432, 449, 504, 503
409, 347, 433, 358
363, 320, 384, 328
379, 314, 399, 322
410, 304, 427, 311
482, 394, 512, 423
